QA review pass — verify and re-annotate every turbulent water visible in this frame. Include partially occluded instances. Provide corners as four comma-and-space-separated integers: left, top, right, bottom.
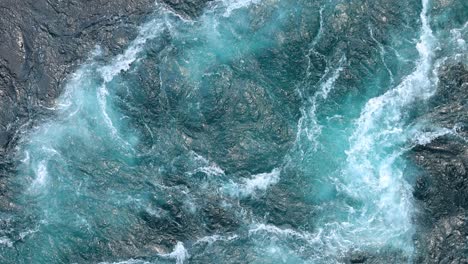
0, 0, 466, 263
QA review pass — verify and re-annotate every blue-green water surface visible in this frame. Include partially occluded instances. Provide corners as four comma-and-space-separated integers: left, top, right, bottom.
0, 0, 467, 263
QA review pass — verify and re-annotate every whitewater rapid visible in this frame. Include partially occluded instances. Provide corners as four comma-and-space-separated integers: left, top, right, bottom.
2, 0, 462, 263
266, 0, 440, 261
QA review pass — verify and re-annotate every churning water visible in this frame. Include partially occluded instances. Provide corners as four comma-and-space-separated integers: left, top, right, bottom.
0, 0, 466, 263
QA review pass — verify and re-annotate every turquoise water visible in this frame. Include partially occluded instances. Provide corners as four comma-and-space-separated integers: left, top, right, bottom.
0, 0, 466, 263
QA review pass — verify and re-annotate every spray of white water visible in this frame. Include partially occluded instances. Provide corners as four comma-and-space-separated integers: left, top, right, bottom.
329, 0, 436, 254
299, 56, 346, 151
8, 0, 449, 263
251, 1, 438, 261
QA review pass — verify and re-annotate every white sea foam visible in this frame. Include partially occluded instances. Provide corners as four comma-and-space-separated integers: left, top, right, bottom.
249, 224, 312, 241
225, 168, 281, 197
99, 259, 151, 264
412, 127, 456, 145
298, 56, 345, 151
312, 7, 325, 47
103, 242, 189, 264
304, 7, 325, 80
32, 161, 48, 189
248, 223, 339, 260
220, 0, 261, 17
19, 227, 39, 240
196, 165, 225, 176
240, 0, 440, 260
195, 234, 239, 245
336, 0, 436, 253
159, 242, 189, 264
95, 19, 165, 141
0, 237, 13, 247
97, 84, 119, 137
188, 151, 225, 176
369, 24, 394, 84
21, 150, 30, 164
450, 22, 467, 51
242, 169, 281, 194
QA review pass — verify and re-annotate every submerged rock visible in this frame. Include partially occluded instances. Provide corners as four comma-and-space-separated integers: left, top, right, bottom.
0, 0, 156, 155
0, 0, 216, 156
0, 0, 466, 263
412, 62, 468, 264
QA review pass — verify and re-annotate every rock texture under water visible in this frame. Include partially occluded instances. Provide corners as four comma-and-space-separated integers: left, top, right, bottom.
0, 0, 159, 155
412, 62, 468, 264
0, 0, 466, 263
0, 0, 215, 156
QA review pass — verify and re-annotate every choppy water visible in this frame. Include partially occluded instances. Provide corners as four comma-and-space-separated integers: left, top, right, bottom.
0, 0, 467, 263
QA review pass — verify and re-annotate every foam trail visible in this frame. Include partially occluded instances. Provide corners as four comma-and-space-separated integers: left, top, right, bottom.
242, 168, 281, 194
194, 234, 239, 245
333, 0, 436, 253
100, 242, 189, 263
298, 56, 345, 151
305, 7, 325, 78
412, 127, 457, 145
19, 5, 173, 195
188, 151, 225, 176
224, 168, 281, 197
95, 17, 166, 141
99, 260, 150, 264
159, 242, 189, 264
220, 0, 261, 17
0, 237, 13, 248
369, 24, 395, 84
31, 161, 48, 189
4, 0, 451, 262
448, 21, 467, 50
275, 0, 439, 260
249, 224, 313, 241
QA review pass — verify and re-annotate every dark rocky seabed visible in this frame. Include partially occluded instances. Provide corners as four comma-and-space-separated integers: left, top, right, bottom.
0, 0, 466, 263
